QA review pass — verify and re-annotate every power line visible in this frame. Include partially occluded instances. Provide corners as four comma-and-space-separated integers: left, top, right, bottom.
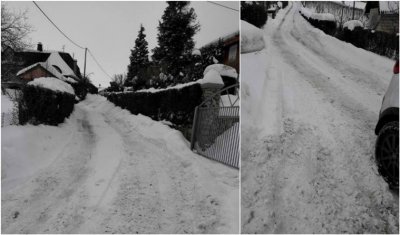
32, 1, 113, 80
207, 1, 239, 12
88, 49, 113, 79
32, 1, 85, 49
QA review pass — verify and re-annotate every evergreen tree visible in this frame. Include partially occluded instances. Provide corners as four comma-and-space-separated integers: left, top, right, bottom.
152, 1, 200, 84
126, 24, 149, 86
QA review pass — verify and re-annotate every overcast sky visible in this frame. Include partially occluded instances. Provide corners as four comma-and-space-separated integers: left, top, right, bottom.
5, 1, 239, 87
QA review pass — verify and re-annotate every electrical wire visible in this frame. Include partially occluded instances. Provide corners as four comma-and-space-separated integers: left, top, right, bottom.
207, 1, 239, 12
88, 49, 113, 79
32, 1, 113, 80
32, 1, 85, 49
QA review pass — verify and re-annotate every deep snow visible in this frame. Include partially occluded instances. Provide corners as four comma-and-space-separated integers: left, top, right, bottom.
2, 94, 238, 234
241, 2, 398, 234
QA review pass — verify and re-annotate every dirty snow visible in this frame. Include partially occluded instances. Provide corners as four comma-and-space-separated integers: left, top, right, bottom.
241, 20, 265, 54
28, 77, 75, 95
2, 94, 238, 234
242, 2, 398, 233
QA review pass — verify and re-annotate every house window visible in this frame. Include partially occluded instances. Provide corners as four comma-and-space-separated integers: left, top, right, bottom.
52, 65, 62, 73
228, 44, 237, 63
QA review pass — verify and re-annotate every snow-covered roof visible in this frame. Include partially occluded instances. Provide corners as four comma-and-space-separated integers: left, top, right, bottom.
201, 31, 239, 48
343, 20, 364, 31
16, 52, 79, 84
203, 64, 238, 79
27, 77, 75, 95
46, 52, 77, 79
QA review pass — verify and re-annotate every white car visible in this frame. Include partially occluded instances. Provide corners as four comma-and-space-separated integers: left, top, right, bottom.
375, 60, 399, 189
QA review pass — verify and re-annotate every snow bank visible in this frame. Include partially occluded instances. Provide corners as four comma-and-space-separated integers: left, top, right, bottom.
204, 64, 238, 79
2, 94, 14, 113
2, 118, 75, 192
135, 69, 223, 93
28, 77, 75, 95
241, 20, 265, 54
343, 20, 364, 31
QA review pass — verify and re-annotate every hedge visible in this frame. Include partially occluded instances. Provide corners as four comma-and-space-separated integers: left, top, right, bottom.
19, 85, 75, 125
105, 83, 203, 126
336, 28, 399, 58
300, 11, 398, 59
299, 11, 336, 36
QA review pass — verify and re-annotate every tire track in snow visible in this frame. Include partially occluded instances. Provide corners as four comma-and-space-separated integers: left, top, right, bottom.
270, 3, 399, 233
242, 2, 398, 233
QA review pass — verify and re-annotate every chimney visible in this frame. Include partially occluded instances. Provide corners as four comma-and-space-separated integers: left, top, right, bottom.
73, 59, 78, 75
37, 42, 43, 52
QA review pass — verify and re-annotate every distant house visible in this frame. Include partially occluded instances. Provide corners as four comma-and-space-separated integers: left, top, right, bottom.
1, 42, 82, 87
365, 1, 399, 34
201, 31, 239, 73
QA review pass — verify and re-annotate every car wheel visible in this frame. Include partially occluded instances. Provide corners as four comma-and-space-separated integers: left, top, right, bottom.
375, 121, 399, 189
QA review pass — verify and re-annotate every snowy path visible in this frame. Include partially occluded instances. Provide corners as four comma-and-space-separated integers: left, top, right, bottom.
2, 95, 238, 234
242, 3, 398, 234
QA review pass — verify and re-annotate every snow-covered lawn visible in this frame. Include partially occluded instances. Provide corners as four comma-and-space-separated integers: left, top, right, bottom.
242, 2, 398, 234
2, 94, 238, 234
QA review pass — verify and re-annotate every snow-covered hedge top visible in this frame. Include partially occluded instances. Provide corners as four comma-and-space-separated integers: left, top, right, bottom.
27, 77, 75, 95
300, 7, 335, 22
203, 64, 238, 79
343, 20, 363, 31
134, 69, 223, 93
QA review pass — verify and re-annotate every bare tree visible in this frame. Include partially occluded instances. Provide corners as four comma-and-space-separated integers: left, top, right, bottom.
1, 3, 32, 50
112, 74, 126, 87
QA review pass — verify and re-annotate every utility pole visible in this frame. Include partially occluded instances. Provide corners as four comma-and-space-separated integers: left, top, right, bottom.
84, 48, 87, 79
352, 1, 355, 20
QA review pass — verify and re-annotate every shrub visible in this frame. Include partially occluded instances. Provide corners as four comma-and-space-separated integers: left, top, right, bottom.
19, 85, 75, 125
241, 2, 268, 28
106, 83, 203, 126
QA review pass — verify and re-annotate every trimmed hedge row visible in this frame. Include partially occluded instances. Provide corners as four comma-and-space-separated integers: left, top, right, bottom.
336, 28, 399, 58
19, 85, 75, 125
105, 83, 203, 126
299, 12, 336, 36
300, 11, 398, 59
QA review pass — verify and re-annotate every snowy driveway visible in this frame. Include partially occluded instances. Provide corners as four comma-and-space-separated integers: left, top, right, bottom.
2, 95, 238, 234
241, 2, 398, 233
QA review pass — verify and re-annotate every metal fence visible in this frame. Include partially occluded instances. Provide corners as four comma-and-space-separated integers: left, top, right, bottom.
191, 84, 240, 168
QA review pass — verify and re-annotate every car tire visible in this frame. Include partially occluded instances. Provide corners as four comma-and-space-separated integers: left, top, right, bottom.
375, 121, 399, 189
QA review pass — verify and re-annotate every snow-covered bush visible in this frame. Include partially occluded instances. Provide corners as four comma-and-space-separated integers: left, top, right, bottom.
19, 77, 75, 125
204, 64, 238, 95
343, 20, 363, 31
105, 83, 203, 126
241, 20, 265, 54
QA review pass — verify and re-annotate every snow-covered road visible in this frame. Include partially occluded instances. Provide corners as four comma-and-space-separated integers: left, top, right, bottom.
2, 95, 238, 234
242, 3, 398, 233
